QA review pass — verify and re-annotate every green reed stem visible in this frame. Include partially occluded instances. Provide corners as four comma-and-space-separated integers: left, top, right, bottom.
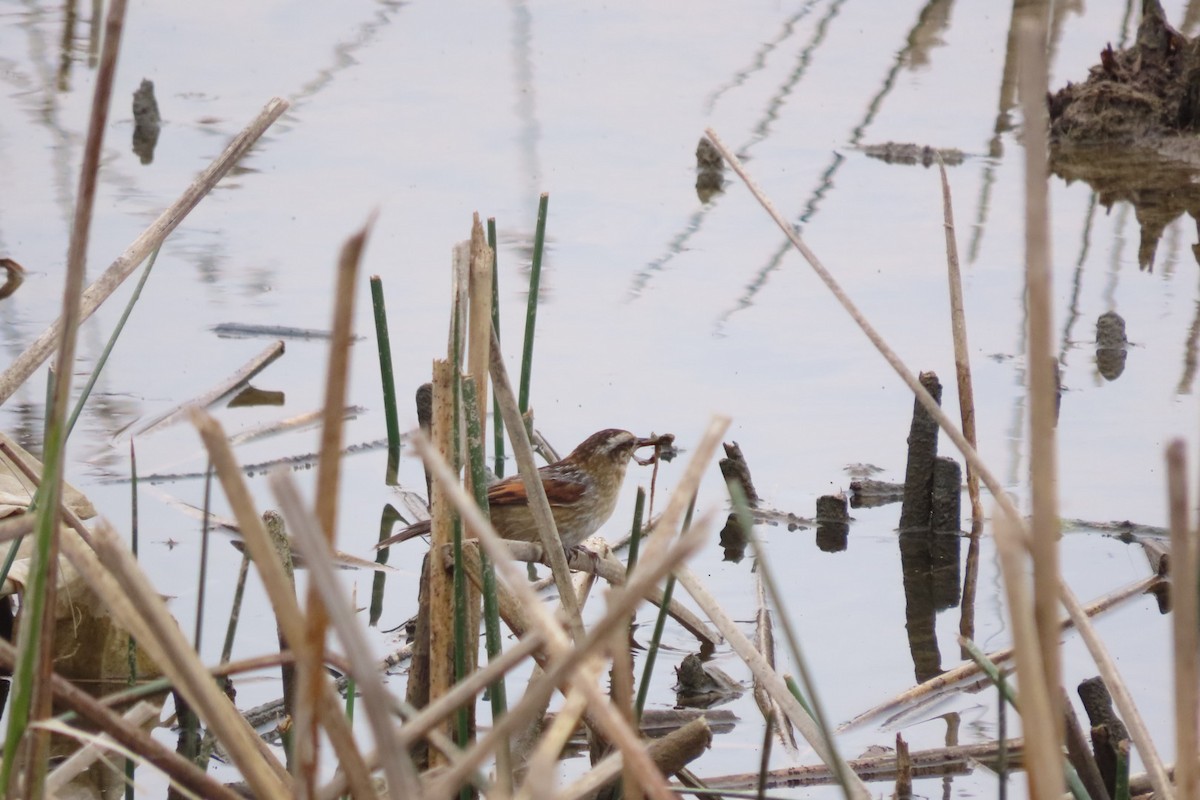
370, 276, 401, 484
635, 496, 695, 721
370, 504, 403, 627
783, 675, 815, 719
65, 245, 162, 442
1114, 741, 1130, 800
194, 462, 214, 650
487, 218, 505, 478
518, 193, 549, 418
625, 488, 647, 576
463, 377, 511, 790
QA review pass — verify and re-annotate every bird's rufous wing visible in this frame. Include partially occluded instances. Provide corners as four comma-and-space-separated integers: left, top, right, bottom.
487, 475, 586, 507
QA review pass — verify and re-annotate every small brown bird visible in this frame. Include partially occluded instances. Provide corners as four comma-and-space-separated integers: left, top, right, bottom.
377, 429, 664, 551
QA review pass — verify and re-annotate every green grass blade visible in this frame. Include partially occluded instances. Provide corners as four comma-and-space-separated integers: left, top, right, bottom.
369, 276, 401, 484
463, 377, 511, 789
518, 193, 549, 417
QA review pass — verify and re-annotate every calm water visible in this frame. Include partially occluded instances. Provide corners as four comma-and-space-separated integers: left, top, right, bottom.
0, 0, 1191, 795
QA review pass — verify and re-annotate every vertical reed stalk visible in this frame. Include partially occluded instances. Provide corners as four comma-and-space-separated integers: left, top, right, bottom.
126, 439, 139, 800
518, 193, 549, 418
428, 359, 458, 766
936, 163, 981, 525
625, 488, 647, 574
1016, 15, 1064, 753
1168, 440, 1199, 798
296, 220, 372, 791
463, 377, 511, 790
369, 276, 401, 484
993, 506, 1062, 800
3, 3, 127, 794
487, 217, 505, 477
195, 462, 214, 650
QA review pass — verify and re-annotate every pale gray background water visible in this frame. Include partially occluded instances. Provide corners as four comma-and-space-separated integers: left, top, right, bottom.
0, 1, 1190, 795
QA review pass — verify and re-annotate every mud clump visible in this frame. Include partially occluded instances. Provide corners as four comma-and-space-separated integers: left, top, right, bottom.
1049, 1, 1196, 145
1048, 1, 1200, 270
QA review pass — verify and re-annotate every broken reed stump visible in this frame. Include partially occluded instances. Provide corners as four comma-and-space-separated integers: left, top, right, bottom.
719, 442, 759, 506
899, 372, 942, 533
1079, 675, 1131, 799
815, 493, 849, 553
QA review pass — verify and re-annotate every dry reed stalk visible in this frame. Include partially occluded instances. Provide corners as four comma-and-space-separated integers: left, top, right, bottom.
1062, 581, 1174, 799
498, 542, 720, 646
88, 522, 293, 798
0, 640, 240, 800
296, 220, 371, 792
412, 430, 711, 800
0, 96, 288, 405
992, 507, 1061, 800
1168, 439, 1199, 798
936, 162, 981, 525
673, 564, 870, 800
43, 700, 157, 792
427, 358, 458, 767
606, 591, 641, 800
467, 214, 494, 456
1016, 18, 1064, 755
839, 572, 1160, 732
394, 626, 545, 750
134, 341, 285, 436
15, 4, 127, 789
189, 409, 377, 800
754, 568, 796, 753
487, 326, 585, 632
271, 472, 419, 798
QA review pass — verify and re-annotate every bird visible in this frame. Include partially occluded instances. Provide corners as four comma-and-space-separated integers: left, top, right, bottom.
376, 428, 664, 551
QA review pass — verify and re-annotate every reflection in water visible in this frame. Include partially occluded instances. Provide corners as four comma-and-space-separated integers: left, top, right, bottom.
1095, 310, 1128, 382
1058, 194, 1098, 370
631, 0, 844, 301
132, 79, 162, 165
1178, 267, 1200, 394
718, 0, 954, 329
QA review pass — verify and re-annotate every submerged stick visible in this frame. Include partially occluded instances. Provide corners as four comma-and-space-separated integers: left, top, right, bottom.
0, 97, 289, 406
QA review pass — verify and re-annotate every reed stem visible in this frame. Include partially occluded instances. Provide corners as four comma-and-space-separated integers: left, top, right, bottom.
369, 276, 401, 483
518, 193, 549, 418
